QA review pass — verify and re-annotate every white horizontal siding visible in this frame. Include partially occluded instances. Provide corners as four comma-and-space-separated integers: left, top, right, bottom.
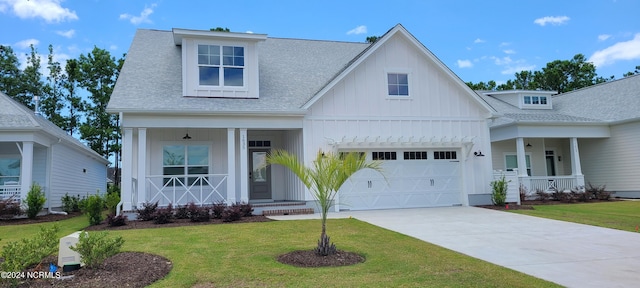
580, 121, 640, 191
49, 144, 107, 208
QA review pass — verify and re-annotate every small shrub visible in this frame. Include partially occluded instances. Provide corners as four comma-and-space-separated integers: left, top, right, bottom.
187, 202, 210, 222
222, 204, 242, 222
25, 182, 46, 219
0, 225, 59, 273
106, 213, 128, 227
174, 205, 190, 219
78, 195, 88, 212
0, 195, 22, 219
238, 202, 254, 217
62, 193, 81, 213
519, 184, 528, 203
85, 194, 105, 225
587, 183, 612, 200
535, 189, 550, 202
105, 191, 120, 215
153, 203, 174, 224
137, 202, 158, 221
490, 175, 509, 206
70, 231, 124, 269
211, 201, 226, 219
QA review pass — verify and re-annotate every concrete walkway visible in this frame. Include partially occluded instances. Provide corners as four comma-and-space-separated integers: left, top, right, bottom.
269, 206, 640, 288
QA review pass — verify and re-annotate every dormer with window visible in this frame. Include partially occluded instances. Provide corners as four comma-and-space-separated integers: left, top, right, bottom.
173, 29, 267, 98
483, 90, 555, 110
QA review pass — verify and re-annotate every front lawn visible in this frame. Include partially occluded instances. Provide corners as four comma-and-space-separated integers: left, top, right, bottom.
0, 216, 558, 287
510, 200, 640, 232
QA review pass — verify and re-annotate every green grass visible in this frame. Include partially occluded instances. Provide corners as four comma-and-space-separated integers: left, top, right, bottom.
511, 201, 640, 232
0, 216, 558, 287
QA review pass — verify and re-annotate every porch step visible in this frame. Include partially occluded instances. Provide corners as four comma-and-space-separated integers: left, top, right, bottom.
261, 208, 314, 216
251, 201, 315, 216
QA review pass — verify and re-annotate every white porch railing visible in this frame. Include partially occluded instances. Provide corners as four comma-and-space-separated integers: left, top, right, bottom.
0, 184, 20, 201
146, 174, 228, 206
529, 176, 579, 192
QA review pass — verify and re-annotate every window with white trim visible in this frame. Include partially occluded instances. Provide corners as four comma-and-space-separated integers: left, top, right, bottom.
198, 44, 244, 87
505, 154, 531, 176
434, 151, 457, 160
372, 151, 397, 160
523, 96, 548, 105
0, 157, 20, 185
387, 73, 409, 96
163, 145, 209, 185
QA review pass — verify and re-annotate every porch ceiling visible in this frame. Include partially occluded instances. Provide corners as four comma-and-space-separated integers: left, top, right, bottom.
490, 123, 610, 142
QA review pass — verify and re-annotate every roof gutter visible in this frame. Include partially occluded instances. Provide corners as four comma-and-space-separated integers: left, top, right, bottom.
106, 108, 308, 117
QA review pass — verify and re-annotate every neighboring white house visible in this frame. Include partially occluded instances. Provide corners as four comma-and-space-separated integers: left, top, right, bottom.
481, 74, 640, 200
0, 92, 109, 210
107, 24, 497, 213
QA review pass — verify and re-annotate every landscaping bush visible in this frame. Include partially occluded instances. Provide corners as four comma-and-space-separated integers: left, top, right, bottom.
490, 175, 509, 206
85, 194, 105, 225
62, 193, 81, 213
587, 183, 612, 200
221, 204, 242, 222
174, 204, 190, 219
105, 189, 120, 215
211, 201, 226, 219
70, 231, 124, 269
153, 203, 174, 224
535, 189, 551, 202
238, 202, 254, 217
0, 195, 22, 219
187, 202, 210, 222
78, 195, 88, 212
25, 182, 46, 219
106, 213, 128, 227
519, 184, 528, 203
137, 202, 158, 221
0, 225, 59, 283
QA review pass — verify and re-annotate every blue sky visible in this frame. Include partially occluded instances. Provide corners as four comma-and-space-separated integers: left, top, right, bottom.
1, 0, 639, 85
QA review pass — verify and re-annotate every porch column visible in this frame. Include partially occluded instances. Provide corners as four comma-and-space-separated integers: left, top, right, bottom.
515, 138, 528, 177
570, 137, 585, 188
226, 128, 236, 204
121, 128, 133, 211
239, 128, 249, 203
136, 128, 147, 207
19, 141, 34, 202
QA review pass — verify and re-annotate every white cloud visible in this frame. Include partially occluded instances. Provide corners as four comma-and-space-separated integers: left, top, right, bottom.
120, 3, 156, 25
0, 0, 78, 23
499, 42, 511, 47
346, 25, 367, 35
109, 45, 118, 51
533, 16, 570, 26
15, 38, 39, 49
598, 34, 611, 41
491, 56, 512, 66
589, 33, 640, 67
474, 38, 485, 44
56, 29, 75, 38
501, 64, 537, 75
503, 49, 516, 54
457, 59, 473, 68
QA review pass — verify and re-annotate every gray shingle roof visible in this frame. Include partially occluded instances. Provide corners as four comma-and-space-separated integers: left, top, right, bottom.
107, 29, 370, 113
481, 74, 640, 127
0, 92, 109, 164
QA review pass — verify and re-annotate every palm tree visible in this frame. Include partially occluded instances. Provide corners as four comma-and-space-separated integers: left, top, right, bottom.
266, 149, 383, 256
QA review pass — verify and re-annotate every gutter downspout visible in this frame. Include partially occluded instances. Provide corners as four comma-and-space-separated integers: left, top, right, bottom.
48, 138, 67, 215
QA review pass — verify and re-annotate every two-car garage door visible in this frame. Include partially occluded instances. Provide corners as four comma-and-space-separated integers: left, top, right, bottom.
338, 149, 462, 210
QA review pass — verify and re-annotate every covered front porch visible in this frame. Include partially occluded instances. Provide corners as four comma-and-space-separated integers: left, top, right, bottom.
0, 141, 47, 203
119, 124, 305, 213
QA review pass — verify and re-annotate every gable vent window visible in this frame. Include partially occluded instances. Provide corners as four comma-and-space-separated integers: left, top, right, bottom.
198, 45, 244, 87
387, 73, 409, 96
404, 151, 428, 160
372, 151, 397, 160
434, 151, 457, 160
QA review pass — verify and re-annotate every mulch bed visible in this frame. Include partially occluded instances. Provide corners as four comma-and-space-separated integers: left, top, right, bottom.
277, 250, 365, 267
476, 198, 622, 211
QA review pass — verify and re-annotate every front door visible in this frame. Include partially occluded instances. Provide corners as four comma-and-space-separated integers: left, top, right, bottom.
249, 149, 271, 200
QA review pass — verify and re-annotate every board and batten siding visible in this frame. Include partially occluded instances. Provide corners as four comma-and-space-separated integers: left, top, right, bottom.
303, 32, 493, 199
579, 121, 640, 192
49, 144, 107, 208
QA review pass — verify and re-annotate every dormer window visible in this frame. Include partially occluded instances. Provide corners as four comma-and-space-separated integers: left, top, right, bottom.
198, 45, 244, 87
523, 96, 547, 105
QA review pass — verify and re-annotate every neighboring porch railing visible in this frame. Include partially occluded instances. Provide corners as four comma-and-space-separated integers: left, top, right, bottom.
146, 174, 228, 206
529, 176, 579, 192
0, 184, 20, 201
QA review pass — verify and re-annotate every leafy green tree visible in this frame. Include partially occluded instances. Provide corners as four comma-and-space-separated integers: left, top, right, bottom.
623, 65, 640, 77
266, 150, 383, 256
210, 27, 230, 32
14, 45, 44, 109
0, 45, 23, 97
62, 58, 84, 136
465, 80, 497, 90
366, 36, 380, 43
77, 47, 124, 160
42, 44, 66, 128
533, 54, 599, 93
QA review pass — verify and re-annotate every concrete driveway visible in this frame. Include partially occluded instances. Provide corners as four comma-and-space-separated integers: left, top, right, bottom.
270, 206, 640, 288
